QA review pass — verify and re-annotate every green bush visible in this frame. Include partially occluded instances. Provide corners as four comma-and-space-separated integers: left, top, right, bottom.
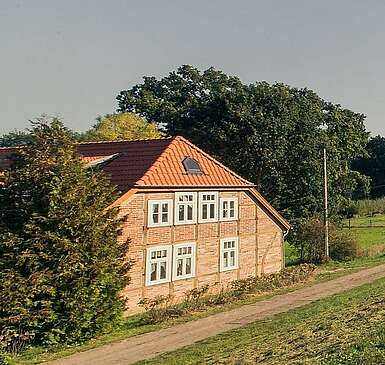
292, 217, 360, 264
138, 264, 316, 324
330, 231, 361, 261
0, 119, 131, 353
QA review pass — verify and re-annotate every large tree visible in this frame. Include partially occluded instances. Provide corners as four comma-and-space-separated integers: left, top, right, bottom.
80, 112, 163, 142
0, 118, 130, 352
116, 65, 369, 219
353, 135, 385, 198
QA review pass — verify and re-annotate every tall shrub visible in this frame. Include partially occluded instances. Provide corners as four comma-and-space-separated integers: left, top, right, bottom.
0, 119, 130, 352
291, 217, 360, 263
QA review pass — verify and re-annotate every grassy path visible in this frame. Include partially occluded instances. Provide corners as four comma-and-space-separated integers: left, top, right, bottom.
42, 263, 385, 365
139, 272, 385, 365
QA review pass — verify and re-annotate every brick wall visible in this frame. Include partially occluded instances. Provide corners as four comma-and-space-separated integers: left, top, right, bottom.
121, 190, 284, 315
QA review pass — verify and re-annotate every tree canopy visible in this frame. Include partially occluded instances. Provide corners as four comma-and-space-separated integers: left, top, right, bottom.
117, 65, 369, 219
352, 135, 385, 198
80, 112, 163, 142
0, 129, 33, 147
0, 118, 130, 351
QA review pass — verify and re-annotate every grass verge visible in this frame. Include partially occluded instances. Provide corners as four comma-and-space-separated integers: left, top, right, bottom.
137, 277, 385, 365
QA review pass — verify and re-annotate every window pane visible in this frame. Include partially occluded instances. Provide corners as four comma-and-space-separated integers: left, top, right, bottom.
230, 251, 235, 266
187, 205, 193, 220
224, 252, 228, 267
187, 246, 192, 254
152, 204, 159, 213
209, 203, 215, 218
151, 251, 156, 259
162, 213, 168, 222
160, 261, 167, 279
179, 205, 185, 221
177, 259, 183, 276
157, 250, 162, 258
185, 257, 191, 274
162, 250, 167, 257
202, 204, 208, 219
152, 213, 159, 223
178, 247, 182, 255
162, 203, 168, 212
150, 263, 157, 281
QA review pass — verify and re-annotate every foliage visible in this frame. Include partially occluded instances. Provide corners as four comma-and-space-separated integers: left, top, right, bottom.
0, 129, 33, 147
350, 198, 385, 216
138, 264, 316, 324
0, 118, 131, 353
292, 217, 360, 263
117, 65, 369, 219
353, 135, 385, 198
80, 113, 163, 142
329, 231, 361, 261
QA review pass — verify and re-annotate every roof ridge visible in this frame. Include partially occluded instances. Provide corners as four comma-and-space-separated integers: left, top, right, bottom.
173, 136, 254, 186
76, 137, 171, 146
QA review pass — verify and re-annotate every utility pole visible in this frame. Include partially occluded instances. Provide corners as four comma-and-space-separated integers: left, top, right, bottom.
323, 147, 329, 258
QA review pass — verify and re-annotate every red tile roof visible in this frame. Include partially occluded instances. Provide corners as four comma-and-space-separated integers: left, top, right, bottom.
0, 137, 290, 230
0, 137, 253, 191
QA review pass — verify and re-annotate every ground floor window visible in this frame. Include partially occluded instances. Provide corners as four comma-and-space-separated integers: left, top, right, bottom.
173, 242, 196, 280
220, 237, 239, 271
146, 246, 172, 286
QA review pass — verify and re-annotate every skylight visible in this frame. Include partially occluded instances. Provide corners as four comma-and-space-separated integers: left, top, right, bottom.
182, 157, 203, 175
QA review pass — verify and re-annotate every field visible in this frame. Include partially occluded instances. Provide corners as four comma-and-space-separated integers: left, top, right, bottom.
138, 278, 385, 365
342, 214, 385, 255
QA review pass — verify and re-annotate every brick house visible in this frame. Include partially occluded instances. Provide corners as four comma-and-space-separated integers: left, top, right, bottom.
0, 136, 290, 314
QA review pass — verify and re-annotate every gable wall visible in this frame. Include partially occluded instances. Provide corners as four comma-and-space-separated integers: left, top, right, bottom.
119, 190, 284, 315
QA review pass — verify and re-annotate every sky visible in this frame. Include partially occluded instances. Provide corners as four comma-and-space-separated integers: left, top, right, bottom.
1, 0, 385, 135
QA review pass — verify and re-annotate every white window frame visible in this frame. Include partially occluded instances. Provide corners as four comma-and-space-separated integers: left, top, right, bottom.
174, 192, 197, 225
147, 199, 173, 227
220, 197, 238, 221
219, 237, 239, 272
145, 245, 172, 286
172, 242, 196, 281
198, 191, 218, 223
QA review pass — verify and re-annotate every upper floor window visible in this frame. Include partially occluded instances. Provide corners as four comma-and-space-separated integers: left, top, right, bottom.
146, 246, 172, 286
220, 198, 238, 221
148, 200, 173, 227
198, 192, 218, 223
220, 237, 239, 272
175, 192, 197, 225
173, 242, 196, 280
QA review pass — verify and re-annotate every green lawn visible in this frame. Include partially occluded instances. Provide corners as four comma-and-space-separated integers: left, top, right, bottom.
138, 278, 385, 365
342, 214, 385, 254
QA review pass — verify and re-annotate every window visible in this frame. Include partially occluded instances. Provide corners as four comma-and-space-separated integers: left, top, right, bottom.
146, 246, 172, 286
220, 237, 239, 271
148, 200, 173, 227
198, 192, 218, 223
175, 192, 197, 225
173, 243, 196, 280
220, 198, 238, 221
182, 157, 203, 175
